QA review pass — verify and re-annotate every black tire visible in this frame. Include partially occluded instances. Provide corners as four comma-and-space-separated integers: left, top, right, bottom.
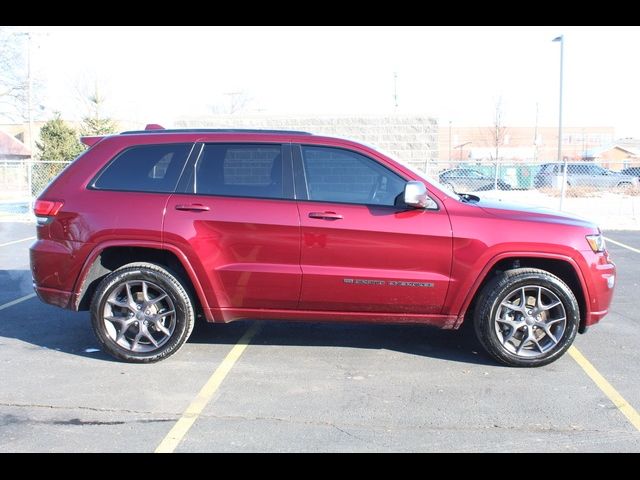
473, 268, 579, 367
90, 262, 195, 363
617, 182, 632, 190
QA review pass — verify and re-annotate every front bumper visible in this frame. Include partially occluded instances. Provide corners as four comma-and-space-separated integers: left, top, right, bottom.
581, 250, 616, 328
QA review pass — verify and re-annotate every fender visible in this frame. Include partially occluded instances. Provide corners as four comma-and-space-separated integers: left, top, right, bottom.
72, 239, 214, 320
452, 250, 591, 328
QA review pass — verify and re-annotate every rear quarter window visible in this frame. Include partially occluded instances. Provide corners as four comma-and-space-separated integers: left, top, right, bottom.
92, 143, 192, 193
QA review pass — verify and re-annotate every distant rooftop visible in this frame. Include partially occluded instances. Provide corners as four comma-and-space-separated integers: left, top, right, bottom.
585, 137, 640, 158
0, 130, 30, 158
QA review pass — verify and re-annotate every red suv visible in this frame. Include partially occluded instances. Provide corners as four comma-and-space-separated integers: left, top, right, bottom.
30, 127, 616, 367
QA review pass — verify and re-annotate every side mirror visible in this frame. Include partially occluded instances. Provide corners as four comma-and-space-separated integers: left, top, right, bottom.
403, 181, 434, 209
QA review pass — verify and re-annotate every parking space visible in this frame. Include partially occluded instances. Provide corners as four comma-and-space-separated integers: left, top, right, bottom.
0, 222, 638, 452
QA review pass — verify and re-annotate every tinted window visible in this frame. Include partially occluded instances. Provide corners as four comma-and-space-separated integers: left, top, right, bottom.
194, 144, 286, 199
301, 146, 405, 206
94, 143, 191, 192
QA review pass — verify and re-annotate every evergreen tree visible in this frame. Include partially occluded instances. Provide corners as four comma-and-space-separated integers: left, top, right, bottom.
32, 113, 82, 196
36, 113, 83, 161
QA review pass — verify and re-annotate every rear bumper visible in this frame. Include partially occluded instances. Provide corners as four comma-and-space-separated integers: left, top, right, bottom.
30, 238, 87, 310
33, 284, 73, 309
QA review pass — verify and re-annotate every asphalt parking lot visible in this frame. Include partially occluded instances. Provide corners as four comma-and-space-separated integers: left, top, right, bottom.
0, 221, 638, 452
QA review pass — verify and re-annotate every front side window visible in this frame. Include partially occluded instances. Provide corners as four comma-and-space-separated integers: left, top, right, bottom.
301, 146, 405, 206
93, 143, 192, 193
194, 144, 286, 199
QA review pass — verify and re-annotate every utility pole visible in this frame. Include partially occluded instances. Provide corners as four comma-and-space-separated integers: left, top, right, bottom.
393, 72, 398, 109
448, 121, 452, 162
16, 31, 35, 206
26, 32, 34, 207
533, 102, 539, 162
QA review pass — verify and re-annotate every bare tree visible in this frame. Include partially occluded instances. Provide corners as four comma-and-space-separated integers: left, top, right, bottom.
487, 96, 507, 190
208, 91, 254, 115
75, 80, 118, 135
0, 27, 28, 121
0, 28, 44, 127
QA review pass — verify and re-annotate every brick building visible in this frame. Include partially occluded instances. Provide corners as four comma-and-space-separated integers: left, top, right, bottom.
438, 125, 615, 164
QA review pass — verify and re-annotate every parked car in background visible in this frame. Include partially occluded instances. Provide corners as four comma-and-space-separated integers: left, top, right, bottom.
620, 166, 640, 179
438, 168, 512, 192
534, 163, 639, 189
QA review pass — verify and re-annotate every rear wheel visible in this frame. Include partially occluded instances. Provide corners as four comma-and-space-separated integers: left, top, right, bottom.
90, 262, 195, 363
474, 268, 579, 367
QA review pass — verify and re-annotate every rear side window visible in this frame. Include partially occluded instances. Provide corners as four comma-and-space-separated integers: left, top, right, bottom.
193, 144, 287, 199
93, 143, 192, 193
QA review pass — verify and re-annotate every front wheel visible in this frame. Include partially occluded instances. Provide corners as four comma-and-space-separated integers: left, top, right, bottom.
90, 262, 195, 363
474, 268, 579, 367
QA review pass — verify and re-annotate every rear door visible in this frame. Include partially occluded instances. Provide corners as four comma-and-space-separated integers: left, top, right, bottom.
163, 143, 301, 310
294, 144, 452, 314
87, 142, 194, 244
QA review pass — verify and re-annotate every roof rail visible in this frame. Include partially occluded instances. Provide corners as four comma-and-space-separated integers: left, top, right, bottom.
119, 128, 312, 135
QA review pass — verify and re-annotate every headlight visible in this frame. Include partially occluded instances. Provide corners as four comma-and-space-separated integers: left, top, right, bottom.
586, 233, 606, 253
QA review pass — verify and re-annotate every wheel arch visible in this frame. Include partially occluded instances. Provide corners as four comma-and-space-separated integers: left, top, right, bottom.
73, 240, 211, 320
457, 253, 590, 333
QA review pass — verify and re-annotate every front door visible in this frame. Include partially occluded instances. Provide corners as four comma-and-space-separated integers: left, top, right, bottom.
295, 145, 452, 314
163, 142, 301, 311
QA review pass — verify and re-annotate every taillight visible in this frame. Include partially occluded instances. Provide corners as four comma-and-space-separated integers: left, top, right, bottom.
34, 200, 64, 225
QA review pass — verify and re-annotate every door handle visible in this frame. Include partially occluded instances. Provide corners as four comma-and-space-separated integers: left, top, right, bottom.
308, 211, 343, 220
175, 204, 210, 212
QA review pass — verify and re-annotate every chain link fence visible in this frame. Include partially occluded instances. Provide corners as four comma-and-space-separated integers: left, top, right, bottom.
0, 160, 71, 219
423, 159, 640, 229
1, 158, 639, 229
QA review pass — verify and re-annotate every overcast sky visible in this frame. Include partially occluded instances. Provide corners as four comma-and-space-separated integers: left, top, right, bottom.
19, 26, 640, 137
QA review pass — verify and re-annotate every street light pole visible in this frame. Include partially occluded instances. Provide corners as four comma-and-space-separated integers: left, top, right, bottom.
553, 35, 566, 210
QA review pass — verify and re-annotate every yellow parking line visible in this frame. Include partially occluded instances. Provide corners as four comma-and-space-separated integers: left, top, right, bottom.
0, 236, 35, 248
154, 323, 262, 453
604, 237, 640, 254
0, 293, 36, 312
568, 346, 640, 431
